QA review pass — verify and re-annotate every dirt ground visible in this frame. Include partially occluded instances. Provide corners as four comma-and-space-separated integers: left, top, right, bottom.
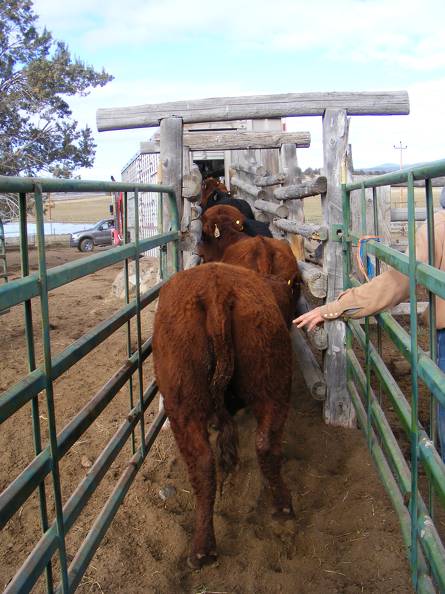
0, 246, 414, 594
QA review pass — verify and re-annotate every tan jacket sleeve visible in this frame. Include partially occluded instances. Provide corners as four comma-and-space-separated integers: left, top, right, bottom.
317, 267, 410, 320
315, 211, 445, 323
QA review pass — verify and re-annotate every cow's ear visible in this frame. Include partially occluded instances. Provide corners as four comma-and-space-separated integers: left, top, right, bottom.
214, 224, 221, 238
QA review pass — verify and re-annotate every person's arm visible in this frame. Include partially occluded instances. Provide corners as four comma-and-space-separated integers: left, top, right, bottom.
294, 214, 445, 332
294, 266, 410, 331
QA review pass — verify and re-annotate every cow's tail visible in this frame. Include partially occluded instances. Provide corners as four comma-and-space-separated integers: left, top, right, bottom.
206, 290, 239, 491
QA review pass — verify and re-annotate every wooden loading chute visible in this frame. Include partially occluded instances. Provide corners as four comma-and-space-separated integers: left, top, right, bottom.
99, 89, 410, 429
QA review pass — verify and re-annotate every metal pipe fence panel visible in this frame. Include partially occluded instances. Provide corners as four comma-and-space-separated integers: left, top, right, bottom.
0, 174, 179, 593
342, 159, 445, 592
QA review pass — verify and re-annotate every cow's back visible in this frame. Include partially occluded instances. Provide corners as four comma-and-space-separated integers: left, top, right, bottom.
153, 263, 291, 414
222, 236, 299, 282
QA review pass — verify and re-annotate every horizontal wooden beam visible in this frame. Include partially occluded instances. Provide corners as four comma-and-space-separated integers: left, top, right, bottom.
273, 218, 328, 241
97, 91, 410, 131
140, 131, 310, 153
274, 176, 327, 200
254, 199, 288, 218
232, 162, 266, 177
231, 175, 267, 199
255, 173, 287, 187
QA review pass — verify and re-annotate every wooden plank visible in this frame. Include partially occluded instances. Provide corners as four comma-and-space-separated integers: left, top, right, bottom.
322, 109, 356, 428
274, 176, 327, 200
160, 117, 183, 272
185, 120, 248, 131
255, 173, 287, 186
232, 161, 266, 177
141, 131, 310, 153
231, 175, 267, 199
97, 91, 410, 131
273, 218, 328, 241
254, 199, 288, 218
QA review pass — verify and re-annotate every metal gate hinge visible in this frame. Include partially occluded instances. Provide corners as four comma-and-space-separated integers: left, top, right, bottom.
330, 224, 344, 242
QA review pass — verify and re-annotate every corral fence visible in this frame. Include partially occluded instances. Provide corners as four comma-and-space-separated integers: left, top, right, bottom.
95, 89, 445, 591
0, 175, 178, 593
342, 160, 445, 592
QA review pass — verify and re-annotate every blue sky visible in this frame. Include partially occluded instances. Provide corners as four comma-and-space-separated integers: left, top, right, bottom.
33, 0, 445, 180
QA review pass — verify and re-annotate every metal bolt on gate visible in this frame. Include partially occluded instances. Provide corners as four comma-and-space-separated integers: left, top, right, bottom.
0, 175, 179, 593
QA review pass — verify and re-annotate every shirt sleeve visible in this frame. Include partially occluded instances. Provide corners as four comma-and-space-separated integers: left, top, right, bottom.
317, 267, 410, 321
314, 216, 445, 322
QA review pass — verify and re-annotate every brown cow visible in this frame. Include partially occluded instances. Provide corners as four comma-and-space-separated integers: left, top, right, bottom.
200, 177, 229, 209
199, 205, 301, 324
201, 177, 256, 221
199, 204, 246, 261
153, 263, 293, 569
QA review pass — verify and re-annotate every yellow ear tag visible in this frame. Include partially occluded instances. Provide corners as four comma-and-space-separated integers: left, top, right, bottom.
236, 220, 240, 224
288, 279, 291, 285
214, 224, 220, 238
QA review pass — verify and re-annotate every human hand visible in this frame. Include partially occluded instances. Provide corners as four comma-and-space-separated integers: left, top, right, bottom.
293, 307, 325, 332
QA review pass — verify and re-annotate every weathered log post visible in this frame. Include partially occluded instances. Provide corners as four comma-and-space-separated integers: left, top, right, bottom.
160, 116, 183, 274
180, 146, 193, 260
322, 109, 356, 427
182, 149, 203, 270
280, 143, 305, 260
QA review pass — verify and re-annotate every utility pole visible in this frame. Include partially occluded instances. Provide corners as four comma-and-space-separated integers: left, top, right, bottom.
394, 141, 407, 206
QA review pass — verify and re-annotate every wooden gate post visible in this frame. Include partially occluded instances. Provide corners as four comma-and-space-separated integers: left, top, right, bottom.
160, 116, 183, 272
322, 109, 356, 427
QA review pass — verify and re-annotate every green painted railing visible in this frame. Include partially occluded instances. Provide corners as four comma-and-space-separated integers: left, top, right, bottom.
342, 159, 445, 593
0, 175, 179, 593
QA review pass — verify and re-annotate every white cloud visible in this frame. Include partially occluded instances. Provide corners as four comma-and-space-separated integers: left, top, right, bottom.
34, 0, 445, 70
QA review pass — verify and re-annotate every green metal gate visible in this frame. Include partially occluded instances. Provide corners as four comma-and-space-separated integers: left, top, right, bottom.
0, 175, 179, 593
341, 160, 445, 593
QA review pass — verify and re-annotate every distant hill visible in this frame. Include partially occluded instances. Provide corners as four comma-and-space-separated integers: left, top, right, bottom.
355, 163, 400, 174
355, 162, 433, 175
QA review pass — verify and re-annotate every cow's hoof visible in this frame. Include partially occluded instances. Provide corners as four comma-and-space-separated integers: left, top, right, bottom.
187, 551, 218, 570
272, 506, 295, 521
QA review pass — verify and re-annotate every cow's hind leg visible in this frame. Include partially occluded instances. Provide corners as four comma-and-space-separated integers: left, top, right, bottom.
169, 415, 218, 569
253, 400, 294, 519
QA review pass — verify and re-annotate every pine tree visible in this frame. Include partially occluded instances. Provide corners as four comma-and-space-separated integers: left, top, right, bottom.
0, 0, 113, 178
